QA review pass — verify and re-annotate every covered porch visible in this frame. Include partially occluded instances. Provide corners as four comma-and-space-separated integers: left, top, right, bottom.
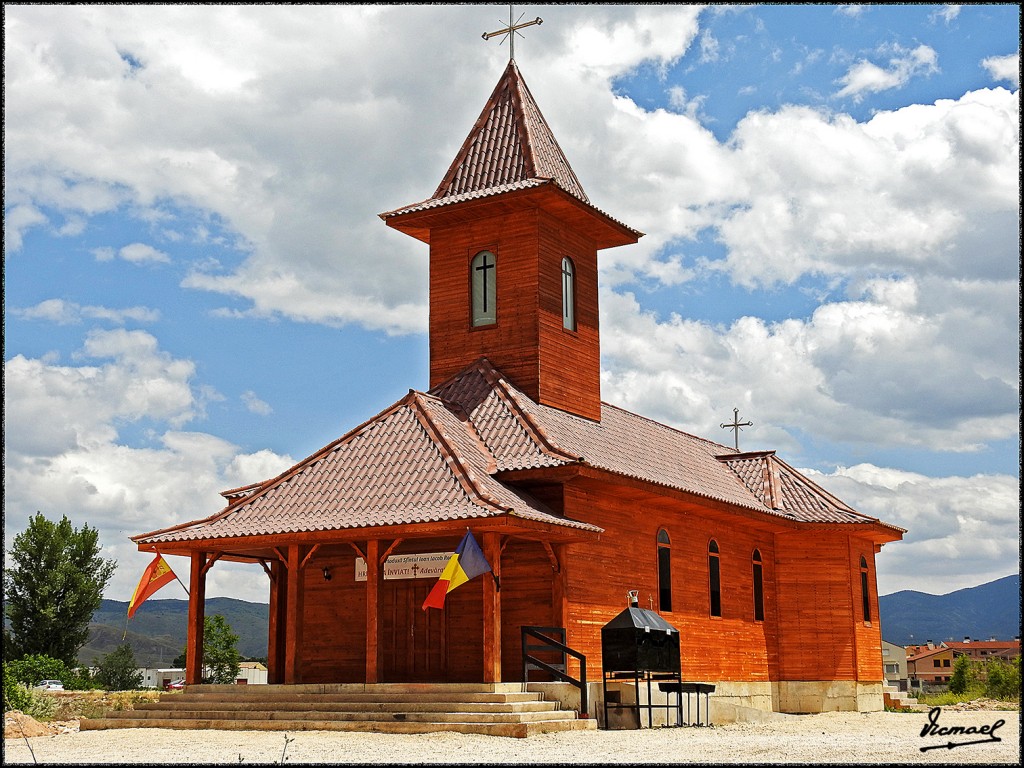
139, 517, 598, 686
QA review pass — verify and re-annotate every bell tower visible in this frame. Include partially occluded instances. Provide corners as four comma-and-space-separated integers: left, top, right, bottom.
381, 60, 640, 421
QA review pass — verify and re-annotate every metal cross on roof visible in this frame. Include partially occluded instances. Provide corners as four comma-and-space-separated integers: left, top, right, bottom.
482, 5, 543, 61
720, 407, 753, 452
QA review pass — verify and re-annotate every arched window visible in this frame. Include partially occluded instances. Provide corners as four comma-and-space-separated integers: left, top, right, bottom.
860, 555, 871, 623
657, 529, 672, 612
708, 539, 721, 617
561, 257, 576, 331
752, 549, 764, 622
471, 250, 497, 326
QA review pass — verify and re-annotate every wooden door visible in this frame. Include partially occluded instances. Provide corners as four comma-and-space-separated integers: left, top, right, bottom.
382, 579, 447, 682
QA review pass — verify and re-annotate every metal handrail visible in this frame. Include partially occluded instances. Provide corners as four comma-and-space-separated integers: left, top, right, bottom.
521, 625, 588, 717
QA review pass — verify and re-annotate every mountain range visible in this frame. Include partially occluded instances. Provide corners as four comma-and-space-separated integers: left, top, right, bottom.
877, 573, 1020, 646
81, 574, 1019, 666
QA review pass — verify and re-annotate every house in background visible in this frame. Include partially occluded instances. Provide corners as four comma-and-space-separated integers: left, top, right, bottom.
907, 644, 954, 690
941, 637, 1021, 663
236, 661, 268, 685
880, 640, 908, 691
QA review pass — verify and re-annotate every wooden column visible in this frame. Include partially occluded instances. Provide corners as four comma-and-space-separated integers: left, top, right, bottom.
267, 559, 283, 684
482, 533, 502, 683
550, 543, 572, 677
365, 539, 381, 683
283, 544, 304, 684
185, 551, 207, 685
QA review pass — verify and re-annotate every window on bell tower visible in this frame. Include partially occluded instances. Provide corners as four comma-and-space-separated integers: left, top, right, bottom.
561, 256, 576, 330
471, 250, 497, 327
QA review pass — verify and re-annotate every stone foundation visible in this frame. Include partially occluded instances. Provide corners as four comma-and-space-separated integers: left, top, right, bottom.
530, 679, 885, 727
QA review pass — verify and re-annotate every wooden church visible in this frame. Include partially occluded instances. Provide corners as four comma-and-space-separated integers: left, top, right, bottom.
134, 58, 905, 716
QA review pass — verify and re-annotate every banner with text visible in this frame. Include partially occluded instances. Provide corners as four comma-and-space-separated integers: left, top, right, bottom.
354, 552, 454, 582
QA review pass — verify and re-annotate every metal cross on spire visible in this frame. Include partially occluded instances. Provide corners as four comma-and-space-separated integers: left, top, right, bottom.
482, 4, 543, 61
720, 407, 753, 452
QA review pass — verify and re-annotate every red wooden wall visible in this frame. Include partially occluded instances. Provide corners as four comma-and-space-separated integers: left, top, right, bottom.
428, 208, 602, 420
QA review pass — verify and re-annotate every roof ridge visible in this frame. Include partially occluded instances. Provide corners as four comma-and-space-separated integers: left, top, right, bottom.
407, 390, 511, 514
599, 400, 737, 454
430, 60, 589, 204
133, 392, 428, 543
475, 359, 582, 462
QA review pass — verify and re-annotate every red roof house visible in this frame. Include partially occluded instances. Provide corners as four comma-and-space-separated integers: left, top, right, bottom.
134, 60, 905, 715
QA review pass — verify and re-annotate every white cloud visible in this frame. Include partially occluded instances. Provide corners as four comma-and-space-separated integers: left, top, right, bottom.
119, 242, 171, 264
982, 52, 1020, 89
931, 5, 961, 25
3, 204, 47, 252
600, 274, 1018, 454
836, 6, 866, 18
809, 464, 1019, 595
835, 44, 939, 101
14, 298, 160, 325
3, 335, 294, 602
241, 390, 273, 416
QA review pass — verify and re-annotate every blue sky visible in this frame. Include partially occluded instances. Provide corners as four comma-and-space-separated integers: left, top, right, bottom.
4, 5, 1019, 604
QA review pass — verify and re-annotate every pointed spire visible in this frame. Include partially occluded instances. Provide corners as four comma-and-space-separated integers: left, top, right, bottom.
433, 60, 589, 204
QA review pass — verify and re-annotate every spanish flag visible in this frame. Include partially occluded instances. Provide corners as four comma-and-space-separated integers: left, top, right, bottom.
127, 554, 178, 618
422, 530, 492, 610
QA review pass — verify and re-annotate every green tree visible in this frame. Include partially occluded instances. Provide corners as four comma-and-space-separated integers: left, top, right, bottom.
203, 615, 241, 684
3, 513, 116, 665
95, 644, 143, 691
948, 653, 975, 694
984, 656, 1021, 700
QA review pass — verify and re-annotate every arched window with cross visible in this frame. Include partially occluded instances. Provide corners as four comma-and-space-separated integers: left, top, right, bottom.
471, 250, 497, 326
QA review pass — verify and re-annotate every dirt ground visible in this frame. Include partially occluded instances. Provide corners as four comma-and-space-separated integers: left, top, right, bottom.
4, 698, 1019, 765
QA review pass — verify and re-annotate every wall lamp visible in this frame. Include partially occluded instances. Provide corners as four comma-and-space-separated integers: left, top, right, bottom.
322, 567, 332, 581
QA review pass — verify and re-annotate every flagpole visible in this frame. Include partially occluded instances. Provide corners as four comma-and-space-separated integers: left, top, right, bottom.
157, 551, 191, 597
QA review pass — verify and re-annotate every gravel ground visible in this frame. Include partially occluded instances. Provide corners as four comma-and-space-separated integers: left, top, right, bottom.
3, 710, 1019, 765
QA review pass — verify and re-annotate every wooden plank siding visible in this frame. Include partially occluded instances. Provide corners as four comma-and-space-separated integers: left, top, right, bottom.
772, 530, 883, 682
558, 480, 781, 683
428, 208, 602, 421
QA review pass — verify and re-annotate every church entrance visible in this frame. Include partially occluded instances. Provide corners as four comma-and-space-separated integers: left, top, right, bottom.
381, 579, 447, 682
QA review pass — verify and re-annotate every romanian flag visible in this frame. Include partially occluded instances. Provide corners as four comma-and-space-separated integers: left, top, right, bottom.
127, 554, 178, 618
422, 530, 492, 610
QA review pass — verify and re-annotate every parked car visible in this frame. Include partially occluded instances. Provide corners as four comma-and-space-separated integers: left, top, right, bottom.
165, 679, 186, 690
35, 680, 64, 691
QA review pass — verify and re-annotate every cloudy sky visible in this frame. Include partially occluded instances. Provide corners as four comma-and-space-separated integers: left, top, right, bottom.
4, 5, 1019, 607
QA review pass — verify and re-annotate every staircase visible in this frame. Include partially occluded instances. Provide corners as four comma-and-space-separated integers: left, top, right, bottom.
79, 683, 596, 738
882, 684, 919, 711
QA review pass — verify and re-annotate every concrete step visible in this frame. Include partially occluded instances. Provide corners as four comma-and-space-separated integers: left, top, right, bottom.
182, 683, 530, 695
82, 683, 590, 738
79, 717, 597, 738
140, 700, 559, 713
101, 708, 577, 724
164, 691, 546, 704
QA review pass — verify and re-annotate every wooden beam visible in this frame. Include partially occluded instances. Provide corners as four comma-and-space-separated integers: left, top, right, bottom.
185, 551, 207, 685
365, 539, 381, 683
347, 541, 366, 561
273, 547, 289, 568
258, 559, 275, 582
283, 545, 303, 683
541, 541, 560, 572
482, 532, 502, 683
378, 538, 404, 565
299, 543, 321, 571
200, 551, 222, 576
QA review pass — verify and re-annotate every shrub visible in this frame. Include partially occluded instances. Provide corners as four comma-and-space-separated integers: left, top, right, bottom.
948, 654, 976, 694
3, 673, 31, 713
4, 654, 71, 688
984, 656, 1021, 701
